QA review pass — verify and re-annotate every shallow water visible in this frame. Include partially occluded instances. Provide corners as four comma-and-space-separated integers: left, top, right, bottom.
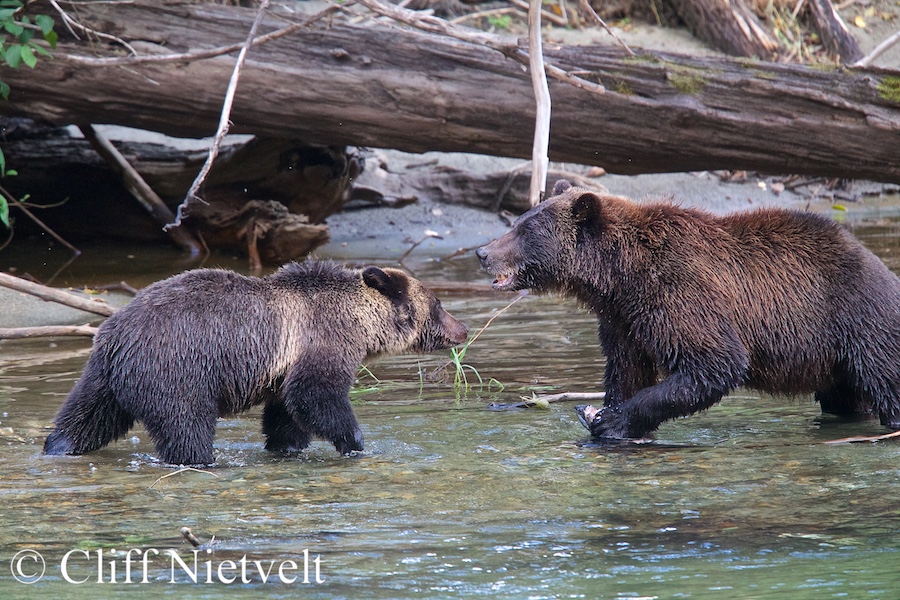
1, 211, 900, 598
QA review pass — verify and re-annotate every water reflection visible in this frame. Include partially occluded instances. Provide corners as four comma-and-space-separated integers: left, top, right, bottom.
0, 213, 899, 598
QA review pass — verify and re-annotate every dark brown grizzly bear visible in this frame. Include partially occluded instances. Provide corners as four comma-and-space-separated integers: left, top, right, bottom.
477, 180, 900, 439
44, 261, 468, 464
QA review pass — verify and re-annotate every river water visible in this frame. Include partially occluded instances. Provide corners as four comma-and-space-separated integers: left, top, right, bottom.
0, 205, 899, 598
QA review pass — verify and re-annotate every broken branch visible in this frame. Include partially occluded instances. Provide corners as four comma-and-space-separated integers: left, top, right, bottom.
0, 272, 116, 317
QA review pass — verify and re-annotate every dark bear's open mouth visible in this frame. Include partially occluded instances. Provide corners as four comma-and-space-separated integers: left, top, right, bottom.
492, 272, 517, 290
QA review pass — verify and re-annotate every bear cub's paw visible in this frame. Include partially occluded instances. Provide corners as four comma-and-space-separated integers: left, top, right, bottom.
43, 431, 76, 455
332, 428, 365, 456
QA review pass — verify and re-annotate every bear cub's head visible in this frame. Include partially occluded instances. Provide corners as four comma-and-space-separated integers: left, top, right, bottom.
362, 266, 469, 353
476, 179, 605, 294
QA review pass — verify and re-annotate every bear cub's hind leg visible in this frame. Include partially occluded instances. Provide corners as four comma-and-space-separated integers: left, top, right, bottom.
142, 407, 218, 466
282, 357, 364, 456
44, 367, 134, 456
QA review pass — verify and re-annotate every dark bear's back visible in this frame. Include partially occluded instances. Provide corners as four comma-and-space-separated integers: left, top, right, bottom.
719, 209, 900, 393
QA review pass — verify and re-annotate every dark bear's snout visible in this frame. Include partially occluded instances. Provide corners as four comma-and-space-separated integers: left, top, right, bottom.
476, 235, 522, 291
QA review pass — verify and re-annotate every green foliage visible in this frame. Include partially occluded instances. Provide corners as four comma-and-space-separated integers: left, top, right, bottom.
876, 76, 900, 105
0, 1, 56, 229
0, 0, 57, 100
486, 14, 512, 31
0, 147, 14, 228
449, 342, 503, 396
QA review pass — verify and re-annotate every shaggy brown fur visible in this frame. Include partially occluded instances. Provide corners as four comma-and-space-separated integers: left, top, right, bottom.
44, 261, 468, 464
477, 181, 900, 439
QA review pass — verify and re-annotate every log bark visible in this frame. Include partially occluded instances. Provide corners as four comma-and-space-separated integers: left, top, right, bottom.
1, 1, 898, 184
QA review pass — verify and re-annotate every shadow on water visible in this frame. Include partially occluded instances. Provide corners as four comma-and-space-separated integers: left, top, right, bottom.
0, 212, 899, 598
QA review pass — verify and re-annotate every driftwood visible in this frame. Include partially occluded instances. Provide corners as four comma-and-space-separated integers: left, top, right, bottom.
79, 124, 204, 256
667, 0, 779, 59
0, 324, 98, 339
0, 124, 354, 262
0, 1, 897, 185
0, 272, 116, 317
807, 0, 863, 64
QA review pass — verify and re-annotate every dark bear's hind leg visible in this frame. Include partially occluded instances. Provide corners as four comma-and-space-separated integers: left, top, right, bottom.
815, 382, 862, 417
263, 399, 312, 452
44, 367, 134, 455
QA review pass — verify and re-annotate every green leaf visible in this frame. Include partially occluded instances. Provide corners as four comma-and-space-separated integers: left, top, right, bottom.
17, 27, 33, 45
28, 40, 51, 57
35, 14, 54, 36
0, 147, 6, 175
5, 169, 16, 176
0, 8, 18, 20
19, 44, 34, 68
0, 196, 9, 228
0, 79, 9, 100
4, 43, 22, 68
44, 29, 57, 49
2, 19, 23, 36
0, 0, 24, 8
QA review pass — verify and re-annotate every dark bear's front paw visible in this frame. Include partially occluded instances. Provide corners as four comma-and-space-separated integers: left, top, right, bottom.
333, 428, 364, 456
574, 404, 632, 439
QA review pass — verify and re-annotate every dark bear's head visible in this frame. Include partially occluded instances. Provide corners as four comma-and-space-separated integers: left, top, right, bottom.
476, 181, 608, 295
362, 267, 469, 353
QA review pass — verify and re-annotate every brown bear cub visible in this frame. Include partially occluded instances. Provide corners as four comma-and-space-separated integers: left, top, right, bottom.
477, 180, 900, 440
44, 261, 468, 464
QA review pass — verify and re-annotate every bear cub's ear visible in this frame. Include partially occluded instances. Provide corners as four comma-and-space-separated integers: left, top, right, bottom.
363, 267, 407, 302
552, 179, 572, 196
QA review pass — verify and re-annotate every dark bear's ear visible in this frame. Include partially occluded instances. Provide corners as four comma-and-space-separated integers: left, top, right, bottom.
552, 179, 572, 196
362, 267, 406, 302
572, 193, 601, 228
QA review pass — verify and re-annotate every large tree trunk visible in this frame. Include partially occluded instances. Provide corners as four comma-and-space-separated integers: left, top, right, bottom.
1, 0, 898, 184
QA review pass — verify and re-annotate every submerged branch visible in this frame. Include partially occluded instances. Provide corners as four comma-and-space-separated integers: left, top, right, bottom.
0, 272, 117, 317
0, 325, 99, 339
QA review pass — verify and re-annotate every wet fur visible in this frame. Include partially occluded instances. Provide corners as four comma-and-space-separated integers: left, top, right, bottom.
477, 183, 900, 438
44, 261, 468, 464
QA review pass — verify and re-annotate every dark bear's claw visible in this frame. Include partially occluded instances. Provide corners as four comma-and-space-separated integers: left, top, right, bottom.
575, 404, 633, 440
574, 404, 600, 430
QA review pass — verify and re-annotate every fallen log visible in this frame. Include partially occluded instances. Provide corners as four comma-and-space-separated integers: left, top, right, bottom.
1, 0, 898, 184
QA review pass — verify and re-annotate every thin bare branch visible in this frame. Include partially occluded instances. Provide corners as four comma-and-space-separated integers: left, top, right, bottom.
0, 184, 80, 256
823, 429, 900, 444
80, 125, 204, 255
49, 0, 138, 55
527, 0, 550, 206
0, 325, 99, 339
354, 0, 604, 94
853, 30, 900, 68
58, 3, 344, 66
0, 272, 116, 317
508, 0, 570, 27
165, 0, 272, 230
578, 0, 636, 56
